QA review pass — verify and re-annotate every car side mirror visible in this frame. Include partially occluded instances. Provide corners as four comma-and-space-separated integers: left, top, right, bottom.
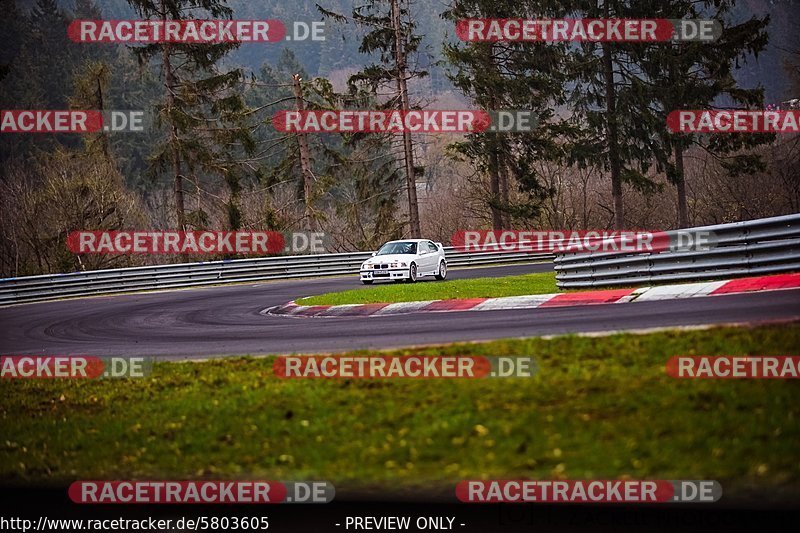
371, 252, 377, 256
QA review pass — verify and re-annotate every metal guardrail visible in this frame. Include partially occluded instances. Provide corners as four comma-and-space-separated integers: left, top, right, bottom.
555, 213, 800, 288
0, 247, 553, 306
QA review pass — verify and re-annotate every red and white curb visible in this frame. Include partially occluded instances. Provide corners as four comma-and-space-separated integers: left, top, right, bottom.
262, 273, 800, 318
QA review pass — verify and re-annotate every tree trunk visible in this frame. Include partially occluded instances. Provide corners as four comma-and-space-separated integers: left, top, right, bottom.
602, 9, 623, 230
292, 74, 317, 231
490, 43, 510, 229
390, 0, 421, 237
161, 17, 184, 229
499, 166, 511, 228
674, 142, 689, 228
95, 75, 111, 160
499, 144, 511, 228
489, 143, 503, 229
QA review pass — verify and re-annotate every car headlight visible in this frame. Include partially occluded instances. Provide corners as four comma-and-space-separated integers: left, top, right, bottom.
400, 262, 407, 267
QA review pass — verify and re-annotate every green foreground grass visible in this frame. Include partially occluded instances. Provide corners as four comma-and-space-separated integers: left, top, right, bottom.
298, 271, 559, 306
2, 323, 799, 496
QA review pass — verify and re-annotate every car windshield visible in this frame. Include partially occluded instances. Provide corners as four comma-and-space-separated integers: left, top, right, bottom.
376, 241, 416, 255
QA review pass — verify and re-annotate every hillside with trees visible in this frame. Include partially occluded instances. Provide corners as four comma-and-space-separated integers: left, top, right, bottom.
0, 0, 797, 277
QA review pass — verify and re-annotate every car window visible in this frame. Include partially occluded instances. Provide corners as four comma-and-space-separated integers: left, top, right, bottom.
376, 241, 416, 255
427, 241, 438, 253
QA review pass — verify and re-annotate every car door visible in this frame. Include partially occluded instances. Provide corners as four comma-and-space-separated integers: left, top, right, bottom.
412, 241, 429, 275
430, 241, 443, 273
430, 241, 444, 270
421, 241, 438, 275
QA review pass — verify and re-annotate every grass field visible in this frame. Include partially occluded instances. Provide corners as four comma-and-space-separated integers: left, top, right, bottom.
2, 323, 799, 497
298, 271, 559, 306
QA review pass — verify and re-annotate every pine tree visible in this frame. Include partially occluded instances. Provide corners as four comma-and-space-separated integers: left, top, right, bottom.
126, 0, 255, 230
565, 0, 664, 229
0, 0, 106, 168
632, 0, 770, 227
443, 0, 570, 229
246, 52, 404, 243
319, 0, 428, 237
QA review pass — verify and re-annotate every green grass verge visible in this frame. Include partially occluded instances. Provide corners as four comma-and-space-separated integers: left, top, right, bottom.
2, 323, 799, 496
298, 271, 559, 306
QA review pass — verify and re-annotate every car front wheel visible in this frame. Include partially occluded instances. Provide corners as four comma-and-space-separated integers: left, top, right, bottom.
406, 262, 417, 283
435, 261, 447, 280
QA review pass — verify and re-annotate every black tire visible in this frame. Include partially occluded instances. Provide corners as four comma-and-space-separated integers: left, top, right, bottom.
435, 261, 447, 280
362, 280, 373, 285
406, 262, 417, 283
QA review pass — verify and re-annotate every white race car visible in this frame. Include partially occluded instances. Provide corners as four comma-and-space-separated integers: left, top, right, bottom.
360, 239, 447, 284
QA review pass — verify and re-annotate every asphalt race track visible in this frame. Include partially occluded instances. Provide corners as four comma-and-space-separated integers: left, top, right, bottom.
1, 262, 798, 360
